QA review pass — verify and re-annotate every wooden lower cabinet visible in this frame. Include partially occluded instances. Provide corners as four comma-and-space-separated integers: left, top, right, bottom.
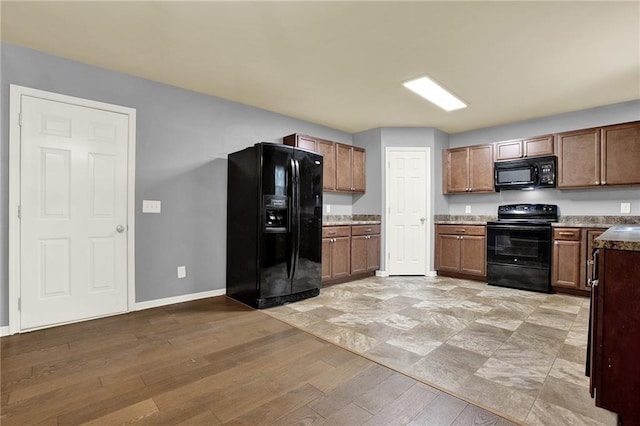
322, 224, 380, 285
322, 226, 351, 281
435, 225, 486, 279
552, 227, 606, 296
552, 228, 581, 290
590, 248, 640, 424
350, 225, 381, 275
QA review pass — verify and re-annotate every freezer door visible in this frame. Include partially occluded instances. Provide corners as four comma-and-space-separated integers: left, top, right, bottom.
258, 144, 293, 298
292, 148, 323, 294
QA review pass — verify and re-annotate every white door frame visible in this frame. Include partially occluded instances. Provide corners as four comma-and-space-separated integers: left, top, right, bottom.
384, 146, 432, 276
8, 84, 137, 334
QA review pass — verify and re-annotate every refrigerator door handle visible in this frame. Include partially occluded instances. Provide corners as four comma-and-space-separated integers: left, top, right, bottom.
290, 159, 301, 280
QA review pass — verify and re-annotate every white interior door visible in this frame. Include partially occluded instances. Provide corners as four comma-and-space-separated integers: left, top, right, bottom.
386, 148, 429, 275
19, 95, 130, 330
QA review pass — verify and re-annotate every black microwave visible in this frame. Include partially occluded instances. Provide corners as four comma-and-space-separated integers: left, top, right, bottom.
494, 155, 557, 191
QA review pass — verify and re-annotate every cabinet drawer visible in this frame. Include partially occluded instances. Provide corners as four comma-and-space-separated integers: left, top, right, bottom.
351, 224, 380, 236
553, 228, 580, 241
437, 225, 486, 236
323, 226, 351, 238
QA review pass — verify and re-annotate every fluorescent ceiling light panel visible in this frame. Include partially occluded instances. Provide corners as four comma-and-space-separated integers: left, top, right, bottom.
403, 76, 467, 111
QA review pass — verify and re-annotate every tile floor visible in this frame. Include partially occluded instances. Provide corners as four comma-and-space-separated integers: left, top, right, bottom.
265, 276, 617, 425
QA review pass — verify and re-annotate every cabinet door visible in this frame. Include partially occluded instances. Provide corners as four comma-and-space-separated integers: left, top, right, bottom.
352, 147, 366, 192
297, 135, 318, 152
552, 240, 581, 289
436, 234, 461, 272
601, 122, 640, 186
318, 139, 336, 191
335, 144, 353, 191
460, 235, 486, 276
495, 140, 522, 160
321, 238, 332, 282
350, 236, 367, 275
366, 234, 380, 272
556, 128, 600, 188
523, 135, 554, 157
445, 148, 469, 193
468, 145, 494, 192
331, 236, 351, 279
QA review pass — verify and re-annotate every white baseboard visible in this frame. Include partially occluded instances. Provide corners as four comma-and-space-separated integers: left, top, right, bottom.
375, 270, 389, 277
426, 270, 437, 277
135, 289, 226, 311
0, 326, 10, 337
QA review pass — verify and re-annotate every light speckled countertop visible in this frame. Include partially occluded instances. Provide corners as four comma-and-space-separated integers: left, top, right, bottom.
433, 215, 640, 228
594, 225, 640, 251
323, 214, 381, 226
324, 220, 381, 226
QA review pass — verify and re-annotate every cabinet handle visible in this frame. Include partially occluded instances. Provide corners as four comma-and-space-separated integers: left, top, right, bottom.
365, 228, 372, 232
602, 181, 606, 185
554, 241, 558, 245
558, 232, 574, 236
457, 229, 466, 233
328, 231, 336, 235
595, 181, 600, 185
587, 260, 594, 265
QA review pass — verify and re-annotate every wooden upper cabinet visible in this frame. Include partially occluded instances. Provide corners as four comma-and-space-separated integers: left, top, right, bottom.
556, 128, 600, 188
468, 145, 494, 192
557, 122, 640, 188
352, 147, 366, 192
494, 140, 522, 161
445, 144, 493, 194
335, 143, 365, 193
445, 147, 470, 193
284, 134, 365, 193
601, 122, 640, 186
495, 135, 554, 161
523, 135, 554, 158
317, 139, 336, 191
335, 143, 353, 191
296, 135, 317, 151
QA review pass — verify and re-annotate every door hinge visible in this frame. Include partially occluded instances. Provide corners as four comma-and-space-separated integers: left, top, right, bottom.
19, 112, 23, 127
18, 298, 21, 311
17, 205, 21, 219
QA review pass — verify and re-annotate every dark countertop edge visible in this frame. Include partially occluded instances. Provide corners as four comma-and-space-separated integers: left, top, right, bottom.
593, 225, 640, 252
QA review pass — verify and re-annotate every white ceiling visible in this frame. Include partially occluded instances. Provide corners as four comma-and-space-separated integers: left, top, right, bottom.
2, 1, 639, 134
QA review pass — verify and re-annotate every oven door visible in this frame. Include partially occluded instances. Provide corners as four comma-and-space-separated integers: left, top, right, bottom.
487, 224, 551, 268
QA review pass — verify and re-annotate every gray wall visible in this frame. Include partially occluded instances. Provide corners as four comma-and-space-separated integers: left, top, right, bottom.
446, 101, 640, 216
0, 42, 353, 326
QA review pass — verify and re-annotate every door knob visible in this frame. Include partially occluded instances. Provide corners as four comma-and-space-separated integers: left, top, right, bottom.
420, 217, 426, 224
116, 225, 125, 233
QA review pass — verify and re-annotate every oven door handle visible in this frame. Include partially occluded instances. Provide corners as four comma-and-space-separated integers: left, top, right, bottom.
487, 224, 550, 232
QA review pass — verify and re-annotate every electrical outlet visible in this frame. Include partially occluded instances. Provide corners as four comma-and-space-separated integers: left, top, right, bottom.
620, 202, 631, 214
326, 204, 331, 213
142, 200, 161, 213
465, 205, 471, 214
177, 266, 186, 279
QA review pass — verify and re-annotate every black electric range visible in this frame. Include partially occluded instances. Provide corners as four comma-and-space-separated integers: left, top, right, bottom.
486, 204, 559, 293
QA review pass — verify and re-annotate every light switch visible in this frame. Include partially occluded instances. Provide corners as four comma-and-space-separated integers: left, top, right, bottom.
326, 204, 331, 213
143, 200, 161, 213
620, 202, 631, 214
465, 205, 471, 214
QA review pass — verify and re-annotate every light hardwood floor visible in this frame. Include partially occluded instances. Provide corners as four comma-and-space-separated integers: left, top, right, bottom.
1, 296, 516, 425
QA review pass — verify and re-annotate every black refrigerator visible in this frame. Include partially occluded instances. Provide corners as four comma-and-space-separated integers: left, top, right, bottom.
226, 142, 323, 308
